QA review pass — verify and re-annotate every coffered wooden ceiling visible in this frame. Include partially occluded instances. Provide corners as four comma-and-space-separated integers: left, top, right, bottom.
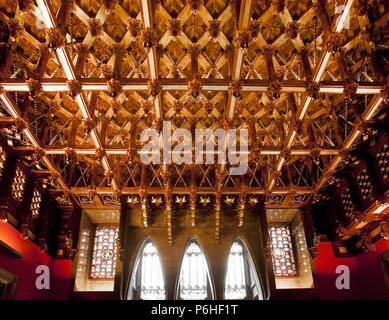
0, 0, 387, 212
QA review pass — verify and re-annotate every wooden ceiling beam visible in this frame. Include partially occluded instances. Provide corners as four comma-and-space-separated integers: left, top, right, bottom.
268, 0, 357, 190
0, 79, 382, 94
0, 91, 69, 191
140, 0, 161, 119
32, 147, 341, 156
36, 0, 119, 191
70, 186, 313, 195
315, 93, 386, 190
227, 0, 253, 120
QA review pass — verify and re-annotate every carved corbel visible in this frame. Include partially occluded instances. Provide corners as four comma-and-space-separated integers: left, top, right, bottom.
208, 20, 221, 42
95, 148, 106, 162
307, 82, 320, 100
267, 80, 282, 99
310, 148, 321, 165
46, 28, 65, 49
229, 81, 242, 98
147, 80, 162, 97
286, 21, 299, 39
83, 118, 96, 133
67, 80, 82, 99
128, 18, 141, 39
88, 18, 103, 37
107, 79, 122, 98
169, 18, 181, 40
26, 78, 42, 97
281, 149, 291, 163
141, 28, 157, 49
343, 82, 359, 103
100, 64, 113, 79
102, 0, 118, 14
64, 147, 77, 163
188, 79, 202, 99
187, 0, 203, 14
234, 30, 250, 50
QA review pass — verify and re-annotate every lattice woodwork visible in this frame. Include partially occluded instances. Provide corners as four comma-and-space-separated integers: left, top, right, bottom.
30, 187, 42, 218
0, 1, 387, 244
376, 143, 389, 183
356, 168, 375, 202
11, 166, 26, 202
340, 187, 355, 224
0, 145, 6, 179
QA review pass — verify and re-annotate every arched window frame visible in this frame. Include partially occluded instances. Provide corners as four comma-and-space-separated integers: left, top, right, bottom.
127, 238, 167, 300
175, 238, 215, 300
224, 237, 265, 300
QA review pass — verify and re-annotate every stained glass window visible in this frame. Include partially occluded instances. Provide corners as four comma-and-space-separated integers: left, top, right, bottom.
128, 241, 166, 300
11, 166, 26, 202
177, 241, 213, 300
90, 225, 118, 279
0, 146, 6, 179
30, 188, 42, 218
269, 224, 297, 277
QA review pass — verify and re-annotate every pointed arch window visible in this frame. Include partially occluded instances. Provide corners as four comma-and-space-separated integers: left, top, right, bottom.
177, 240, 214, 300
224, 240, 264, 300
128, 241, 166, 300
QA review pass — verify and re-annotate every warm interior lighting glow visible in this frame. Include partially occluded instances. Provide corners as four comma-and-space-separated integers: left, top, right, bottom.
364, 97, 384, 120
374, 203, 389, 214
0, 94, 19, 118
36, 0, 55, 29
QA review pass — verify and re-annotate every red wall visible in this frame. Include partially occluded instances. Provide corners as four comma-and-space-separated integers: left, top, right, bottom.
354, 239, 389, 300
315, 240, 389, 300
0, 222, 72, 300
